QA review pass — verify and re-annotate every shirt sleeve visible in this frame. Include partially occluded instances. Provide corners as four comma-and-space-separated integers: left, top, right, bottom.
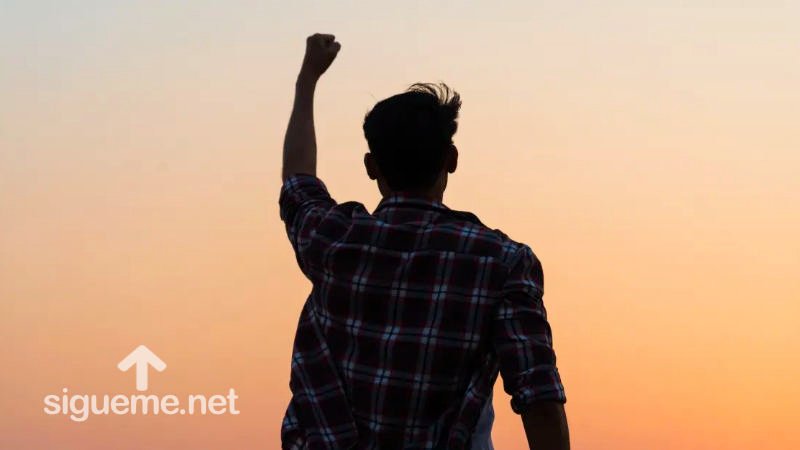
493, 244, 566, 414
278, 174, 337, 272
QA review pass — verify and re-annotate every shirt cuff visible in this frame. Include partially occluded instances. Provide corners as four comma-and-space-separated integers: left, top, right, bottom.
280, 173, 329, 197
279, 174, 332, 222
510, 366, 567, 414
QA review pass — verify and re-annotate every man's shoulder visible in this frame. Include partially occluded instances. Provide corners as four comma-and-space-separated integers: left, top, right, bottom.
437, 208, 531, 266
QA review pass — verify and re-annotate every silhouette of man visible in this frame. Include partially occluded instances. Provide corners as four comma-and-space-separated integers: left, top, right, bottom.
280, 34, 569, 450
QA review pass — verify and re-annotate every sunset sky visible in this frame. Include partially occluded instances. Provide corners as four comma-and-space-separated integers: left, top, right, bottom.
1, 1, 798, 449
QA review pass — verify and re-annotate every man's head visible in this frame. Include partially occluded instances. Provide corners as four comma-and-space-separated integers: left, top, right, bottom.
363, 83, 461, 199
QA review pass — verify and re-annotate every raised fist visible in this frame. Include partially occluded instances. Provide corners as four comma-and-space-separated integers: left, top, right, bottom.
299, 33, 341, 80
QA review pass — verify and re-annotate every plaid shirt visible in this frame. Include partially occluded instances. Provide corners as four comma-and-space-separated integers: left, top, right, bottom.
279, 174, 566, 450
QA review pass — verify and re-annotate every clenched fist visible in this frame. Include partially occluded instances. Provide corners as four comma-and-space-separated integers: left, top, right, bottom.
299, 33, 341, 81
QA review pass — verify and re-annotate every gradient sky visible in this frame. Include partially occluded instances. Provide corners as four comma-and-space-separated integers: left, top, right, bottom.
1, 1, 798, 449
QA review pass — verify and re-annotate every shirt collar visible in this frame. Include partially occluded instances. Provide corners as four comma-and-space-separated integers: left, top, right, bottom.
374, 194, 450, 215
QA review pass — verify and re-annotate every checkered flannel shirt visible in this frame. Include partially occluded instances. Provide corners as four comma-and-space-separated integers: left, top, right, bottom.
279, 174, 566, 449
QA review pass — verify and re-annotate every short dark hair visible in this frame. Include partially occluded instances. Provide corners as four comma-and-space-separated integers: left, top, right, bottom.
363, 82, 461, 191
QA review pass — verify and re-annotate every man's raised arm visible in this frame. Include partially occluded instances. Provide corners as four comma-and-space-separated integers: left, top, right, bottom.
282, 33, 341, 182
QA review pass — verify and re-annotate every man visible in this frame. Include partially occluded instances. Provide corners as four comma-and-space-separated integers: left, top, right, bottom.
280, 33, 569, 450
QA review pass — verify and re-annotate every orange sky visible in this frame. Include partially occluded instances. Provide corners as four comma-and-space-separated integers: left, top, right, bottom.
1, 2, 798, 449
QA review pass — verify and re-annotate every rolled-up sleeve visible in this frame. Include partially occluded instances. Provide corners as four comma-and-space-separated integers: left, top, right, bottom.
278, 174, 337, 271
494, 245, 566, 414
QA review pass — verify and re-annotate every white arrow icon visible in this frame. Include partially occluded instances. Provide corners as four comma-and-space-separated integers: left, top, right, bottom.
117, 345, 166, 391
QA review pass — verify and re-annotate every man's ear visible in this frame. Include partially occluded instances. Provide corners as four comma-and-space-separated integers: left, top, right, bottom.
446, 145, 458, 174
364, 152, 379, 180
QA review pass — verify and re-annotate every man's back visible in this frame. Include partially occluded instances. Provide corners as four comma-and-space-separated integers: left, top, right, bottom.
280, 175, 566, 449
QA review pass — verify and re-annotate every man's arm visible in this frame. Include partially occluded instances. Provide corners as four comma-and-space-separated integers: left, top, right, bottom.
521, 401, 570, 450
282, 33, 341, 182
493, 244, 570, 450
